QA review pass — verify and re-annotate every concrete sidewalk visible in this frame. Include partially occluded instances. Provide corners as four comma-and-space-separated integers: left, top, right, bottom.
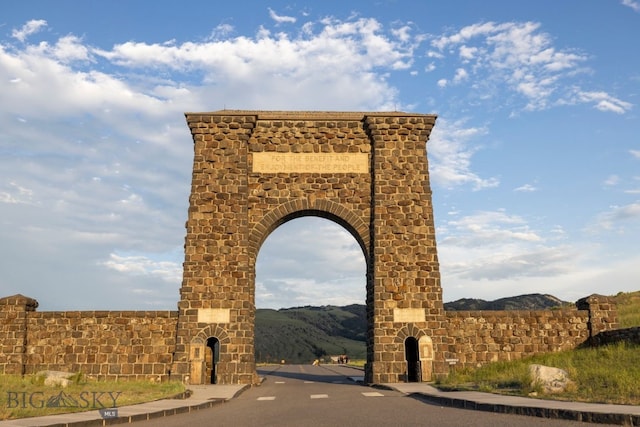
382, 382, 640, 425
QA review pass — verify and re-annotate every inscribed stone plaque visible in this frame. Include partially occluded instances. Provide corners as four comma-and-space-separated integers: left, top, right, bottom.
198, 308, 230, 324
393, 308, 425, 323
252, 152, 369, 173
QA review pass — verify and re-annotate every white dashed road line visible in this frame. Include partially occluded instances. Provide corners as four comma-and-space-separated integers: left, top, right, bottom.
362, 392, 384, 397
310, 394, 329, 399
258, 396, 276, 401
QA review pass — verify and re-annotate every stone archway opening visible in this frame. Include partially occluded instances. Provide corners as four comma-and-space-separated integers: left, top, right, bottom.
255, 216, 367, 309
206, 337, 220, 384
405, 337, 420, 383
255, 215, 368, 365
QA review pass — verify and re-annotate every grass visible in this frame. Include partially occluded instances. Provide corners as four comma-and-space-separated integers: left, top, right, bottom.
0, 374, 185, 421
437, 341, 640, 405
436, 290, 640, 405
614, 291, 640, 328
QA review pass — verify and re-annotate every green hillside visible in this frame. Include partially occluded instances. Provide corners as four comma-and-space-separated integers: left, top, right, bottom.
255, 305, 367, 364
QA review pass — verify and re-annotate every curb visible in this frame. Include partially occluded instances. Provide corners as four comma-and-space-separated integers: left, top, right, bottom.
404, 389, 640, 426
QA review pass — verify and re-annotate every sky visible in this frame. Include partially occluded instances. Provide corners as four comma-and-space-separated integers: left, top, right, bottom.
1, 1, 638, 311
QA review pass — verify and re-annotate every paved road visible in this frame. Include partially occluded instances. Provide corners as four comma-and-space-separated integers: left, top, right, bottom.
137, 365, 613, 426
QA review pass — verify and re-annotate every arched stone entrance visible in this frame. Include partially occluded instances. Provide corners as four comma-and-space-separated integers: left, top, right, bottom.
206, 337, 219, 384
172, 111, 446, 384
405, 337, 420, 382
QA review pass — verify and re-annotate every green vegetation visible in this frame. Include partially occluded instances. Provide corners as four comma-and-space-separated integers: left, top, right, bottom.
255, 304, 366, 364
437, 341, 640, 405
436, 290, 640, 405
0, 374, 185, 420
614, 290, 640, 328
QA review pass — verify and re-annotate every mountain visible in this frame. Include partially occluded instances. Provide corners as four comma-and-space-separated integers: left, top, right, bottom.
443, 293, 569, 311
254, 293, 570, 364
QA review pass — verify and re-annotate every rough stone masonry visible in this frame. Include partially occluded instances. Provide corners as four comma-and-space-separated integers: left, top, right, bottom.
0, 111, 619, 385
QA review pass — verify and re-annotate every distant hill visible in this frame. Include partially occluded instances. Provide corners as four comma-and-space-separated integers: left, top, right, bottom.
443, 293, 569, 311
255, 304, 367, 364
255, 293, 570, 364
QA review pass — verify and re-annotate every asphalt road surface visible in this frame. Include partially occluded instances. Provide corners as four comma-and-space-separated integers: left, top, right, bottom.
137, 364, 612, 426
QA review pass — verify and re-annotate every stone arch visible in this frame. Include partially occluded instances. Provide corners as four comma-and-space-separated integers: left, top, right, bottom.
395, 323, 429, 343
188, 325, 231, 385
394, 325, 434, 382
193, 324, 231, 344
174, 110, 445, 385
248, 198, 370, 261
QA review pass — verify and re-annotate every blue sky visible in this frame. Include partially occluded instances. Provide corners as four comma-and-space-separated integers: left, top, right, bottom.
1, 1, 638, 310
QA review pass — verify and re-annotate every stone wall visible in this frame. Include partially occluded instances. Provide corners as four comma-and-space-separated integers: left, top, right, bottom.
0, 293, 620, 381
25, 311, 178, 381
0, 296, 177, 381
443, 295, 618, 371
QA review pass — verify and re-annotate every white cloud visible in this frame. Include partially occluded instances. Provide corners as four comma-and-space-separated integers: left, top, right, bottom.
0, 181, 35, 204
576, 91, 633, 114
603, 175, 620, 186
102, 253, 182, 283
514, 184, 537, 192
441, 210, 543, 246
208, 23, 235, 40
593, 202, 640, 231
392, 25, 413, 42
622, 0, 640, 12
434, 208, 611, 303
51, 35, 92, 62
458, 45, 478, 61
268, 8, 296, 24
429, 21, 631, 113
428, 119, 499, 190
11, 19, 47, 42
453, 67, 468, 83
631, 149, 640, 159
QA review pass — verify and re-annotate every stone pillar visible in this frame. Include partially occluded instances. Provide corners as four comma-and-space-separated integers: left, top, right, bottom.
576, 294, 619, 343
173, 113, 258, 385
365, 115, 447, 383
0, 294, 38, 375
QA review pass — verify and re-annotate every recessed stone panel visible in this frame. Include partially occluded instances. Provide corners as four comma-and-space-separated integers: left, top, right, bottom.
197, 308, 230, 324
252, 152, 369, 173
394, 308, 426, 323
